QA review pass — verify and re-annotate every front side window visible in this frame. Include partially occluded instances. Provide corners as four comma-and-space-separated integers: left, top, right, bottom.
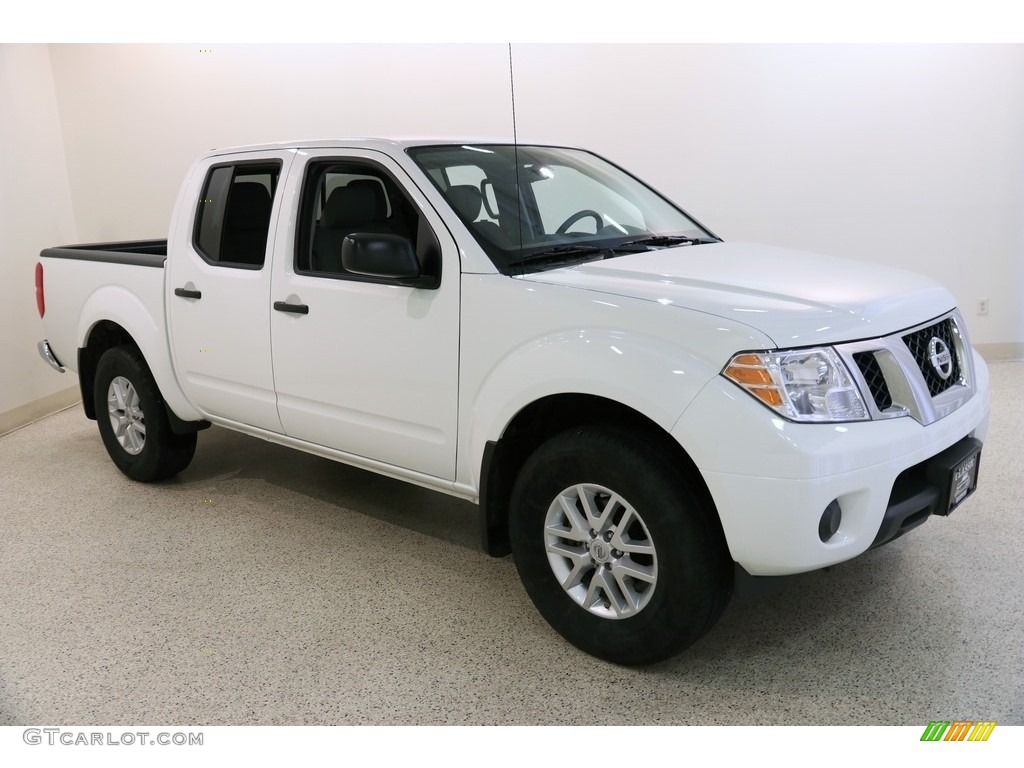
194, 162, 281, 268
295, 160, 440, 285
408, 144, 717, 274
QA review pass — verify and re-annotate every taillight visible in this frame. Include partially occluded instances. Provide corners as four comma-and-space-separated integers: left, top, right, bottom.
35, 262, 45, 318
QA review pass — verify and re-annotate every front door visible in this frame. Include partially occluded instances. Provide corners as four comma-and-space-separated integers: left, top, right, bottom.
269, 150, 460, 480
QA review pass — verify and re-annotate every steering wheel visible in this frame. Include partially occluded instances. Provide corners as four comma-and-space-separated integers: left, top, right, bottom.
556, 209, 603, 234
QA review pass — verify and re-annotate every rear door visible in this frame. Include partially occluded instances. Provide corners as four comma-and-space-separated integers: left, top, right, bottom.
167, 151, 294, 431
269, 149, 460, 479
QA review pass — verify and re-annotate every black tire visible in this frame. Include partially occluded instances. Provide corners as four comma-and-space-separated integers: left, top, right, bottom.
93, 345, 197, 482
509, 425, 732, 665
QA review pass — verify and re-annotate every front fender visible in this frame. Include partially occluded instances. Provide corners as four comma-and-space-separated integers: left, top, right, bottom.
456, 273, 775, 493
467, 329, 714, 472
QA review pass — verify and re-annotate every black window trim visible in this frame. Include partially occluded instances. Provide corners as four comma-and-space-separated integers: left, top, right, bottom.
191, 158, 283, 271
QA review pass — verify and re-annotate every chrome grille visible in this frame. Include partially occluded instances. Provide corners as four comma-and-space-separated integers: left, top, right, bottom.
837, 310, 975, 426
902, 318, 961, 398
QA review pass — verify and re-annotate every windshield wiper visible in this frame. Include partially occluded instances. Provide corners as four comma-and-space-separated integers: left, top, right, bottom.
512, 241, 651, 268
619, 234, 719, 248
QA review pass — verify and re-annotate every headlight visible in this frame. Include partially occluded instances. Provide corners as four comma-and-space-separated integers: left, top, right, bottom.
723, 347, 869, 422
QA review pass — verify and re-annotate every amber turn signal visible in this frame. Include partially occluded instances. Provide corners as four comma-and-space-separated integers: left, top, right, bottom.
723, 363, 773, 386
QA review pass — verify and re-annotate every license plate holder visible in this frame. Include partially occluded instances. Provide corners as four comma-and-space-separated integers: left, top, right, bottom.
927, 438, 982, 517
947, 450, 981, 513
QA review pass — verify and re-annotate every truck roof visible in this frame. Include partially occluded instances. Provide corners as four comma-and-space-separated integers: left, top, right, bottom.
203, 137, 577, 157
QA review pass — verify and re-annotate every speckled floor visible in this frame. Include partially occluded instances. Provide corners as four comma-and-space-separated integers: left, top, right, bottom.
1, 363, 1021, 725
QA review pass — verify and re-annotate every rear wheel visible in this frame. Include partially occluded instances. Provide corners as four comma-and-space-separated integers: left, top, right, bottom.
510, 425, 732, 665
93, 345, 196, 482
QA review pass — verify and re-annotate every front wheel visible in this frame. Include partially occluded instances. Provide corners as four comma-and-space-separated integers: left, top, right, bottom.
93, 345, 196, 482
509, 426, 732, 665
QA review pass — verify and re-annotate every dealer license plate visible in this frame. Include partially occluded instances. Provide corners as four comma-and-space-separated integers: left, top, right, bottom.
948, 450, 981, 513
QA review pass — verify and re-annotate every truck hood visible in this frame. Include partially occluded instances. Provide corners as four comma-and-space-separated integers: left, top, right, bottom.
521, 241, 956, 347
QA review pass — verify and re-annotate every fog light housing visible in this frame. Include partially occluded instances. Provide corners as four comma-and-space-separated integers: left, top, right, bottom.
819, 500, 842, 542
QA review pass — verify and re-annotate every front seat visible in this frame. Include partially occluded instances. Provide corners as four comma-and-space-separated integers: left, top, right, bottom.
445, 184, 506, 246
313, 180, 403, 273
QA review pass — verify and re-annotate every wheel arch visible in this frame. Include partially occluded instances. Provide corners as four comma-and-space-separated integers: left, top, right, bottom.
79, 319, 208, 435
478, 392, 722, 557
79, 320, 134, 420
75, 284, 203, 427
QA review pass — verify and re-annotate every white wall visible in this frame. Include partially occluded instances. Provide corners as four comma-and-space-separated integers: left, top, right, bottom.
513, 44, 1024, 351
3, 43, 1022, 427
49, 44, 514, 242
0, 45, 79, 429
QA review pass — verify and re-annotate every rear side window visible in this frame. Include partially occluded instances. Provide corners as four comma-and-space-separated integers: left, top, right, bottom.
194, 162, 281, 268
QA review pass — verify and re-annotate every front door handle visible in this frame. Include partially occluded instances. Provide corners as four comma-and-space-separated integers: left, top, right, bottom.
174, 287, 202, 300
273, 301, 309, 315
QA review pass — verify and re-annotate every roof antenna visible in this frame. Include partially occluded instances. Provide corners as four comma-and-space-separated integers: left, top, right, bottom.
509, 42, 519, 146
509, 43, 524, 268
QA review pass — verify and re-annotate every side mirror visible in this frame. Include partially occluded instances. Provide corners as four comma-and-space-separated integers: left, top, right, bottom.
341, 233, 436, 288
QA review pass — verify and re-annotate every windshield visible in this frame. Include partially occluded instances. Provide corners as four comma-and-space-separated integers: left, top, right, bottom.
407, 144, 717, 274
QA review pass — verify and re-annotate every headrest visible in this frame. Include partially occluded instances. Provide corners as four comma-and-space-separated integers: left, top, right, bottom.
225, 183, 271, 230
321, 180, 387, 229
447, 185, 483, 222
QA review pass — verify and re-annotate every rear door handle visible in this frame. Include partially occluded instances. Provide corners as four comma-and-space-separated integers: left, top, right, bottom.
273, 301, 309, 315
174, 287, 202, 300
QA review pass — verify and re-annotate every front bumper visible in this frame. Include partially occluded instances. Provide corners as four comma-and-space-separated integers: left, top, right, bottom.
673, 350, 990, 576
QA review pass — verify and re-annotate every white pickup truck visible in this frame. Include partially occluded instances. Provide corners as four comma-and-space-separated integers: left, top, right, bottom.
36, 139, 990, 664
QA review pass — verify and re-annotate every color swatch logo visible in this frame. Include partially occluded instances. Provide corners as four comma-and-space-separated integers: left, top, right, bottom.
921, 721, 996, 741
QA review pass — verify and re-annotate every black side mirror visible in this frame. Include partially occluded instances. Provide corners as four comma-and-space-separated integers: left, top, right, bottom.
341, 233, 437, 288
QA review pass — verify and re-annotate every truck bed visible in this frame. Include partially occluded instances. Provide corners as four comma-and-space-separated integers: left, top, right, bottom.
38, 239, 170, 387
